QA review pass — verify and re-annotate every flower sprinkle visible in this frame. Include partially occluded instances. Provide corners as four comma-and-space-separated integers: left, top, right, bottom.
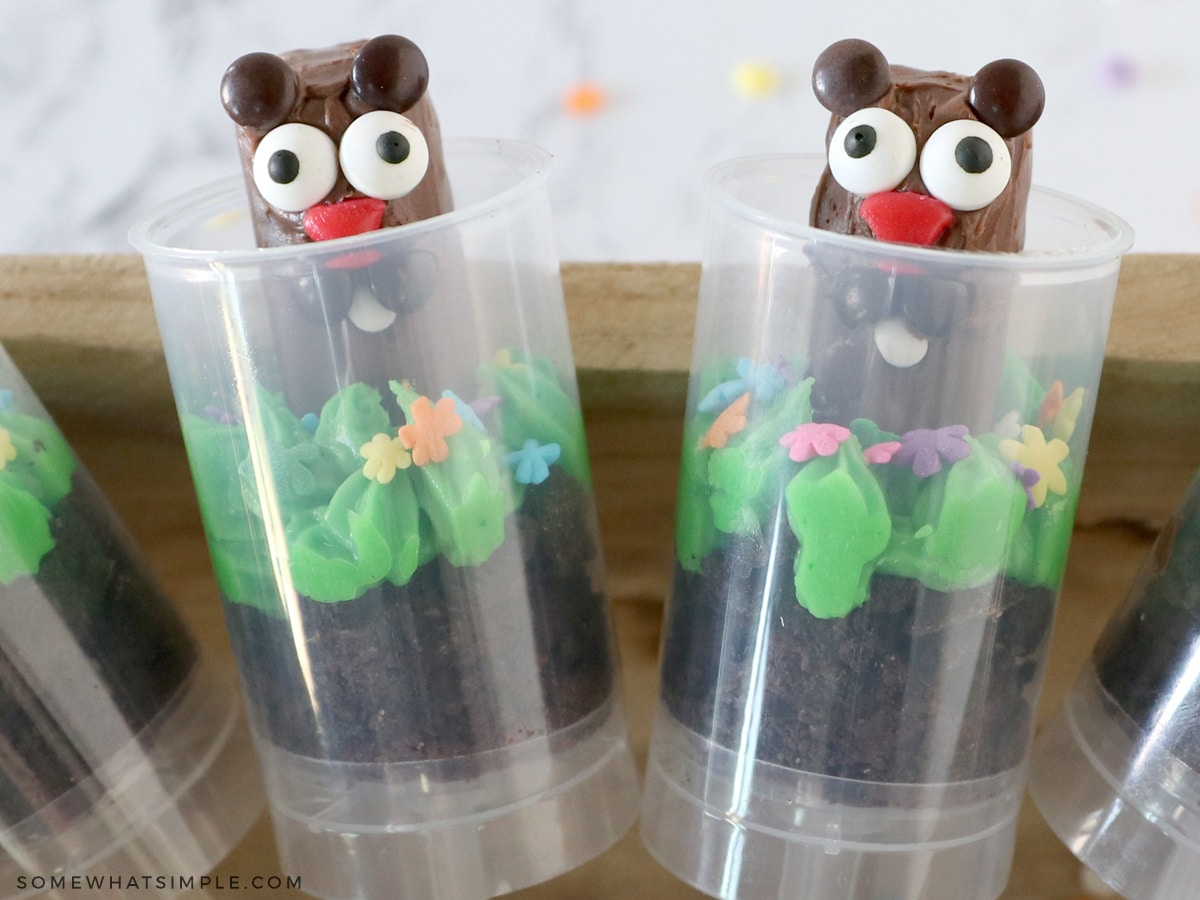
203, 405, 240, 426
1010, 462, 1042, 511
562, 81, 607, 117
0, 428, 16, 471
360, 432, 412, 484
999, 424, 1069, 508
771, 355, 800, 386
863, 441, 903, 465
736, 357, 787, 404
1036, 381, 1065, 430
398, 396, 463, 466
891, 425, 972, 478
506, 439, 561, 485
442, 389, 486, 432
1051, 387, 1085, 443
470, 395, 502, 419
492, 348, 528, 370
779, 422, 851, 463
993, 410, 1022, 441
698, 378, 748, 414
699, 393, 751, 450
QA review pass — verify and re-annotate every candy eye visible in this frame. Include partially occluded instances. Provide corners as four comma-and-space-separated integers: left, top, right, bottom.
827, 107, 917, 196
918, 119, 1012, 211
251, 123, 338, 212
338, 110, 430, 201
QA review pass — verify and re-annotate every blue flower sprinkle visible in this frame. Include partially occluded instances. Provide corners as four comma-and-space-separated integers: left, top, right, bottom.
698, 379, 748, 414
505, 439, 561, 485
443, 389, 486, 432
736, 357, 787, 404
300, 412, 320, 434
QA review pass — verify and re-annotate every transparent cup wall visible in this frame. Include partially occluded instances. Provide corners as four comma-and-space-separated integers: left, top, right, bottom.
640, 154, 1132, 900
0, 344, 261, 897
1029, 467, 1200, 900
133, 140, 639, 900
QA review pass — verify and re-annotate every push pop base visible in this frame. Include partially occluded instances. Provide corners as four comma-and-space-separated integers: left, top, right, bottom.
1029, 666, 1200, 900
640, 713, 1023, 900
1, 662, 262, 899
263, 700, 640, 900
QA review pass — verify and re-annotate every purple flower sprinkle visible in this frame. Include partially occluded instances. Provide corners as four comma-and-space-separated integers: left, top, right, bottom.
891, 425, 972, 478
1010, 462, 1041, 510
203, 405, 241, 425
771, 355, 800, 386
1097, 55, 1138, 90
470, 395, 502, 417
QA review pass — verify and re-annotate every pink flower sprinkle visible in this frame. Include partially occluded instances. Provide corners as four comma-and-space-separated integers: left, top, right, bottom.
863, 441, 902, 465
780, 423, 851, 463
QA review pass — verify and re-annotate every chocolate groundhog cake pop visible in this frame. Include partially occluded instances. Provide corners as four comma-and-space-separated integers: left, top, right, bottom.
200, 35, 615, 770
810, 38, 1044, 251
806, 38, 1044, 434
659, 39, 1066, 784
221, 34, 451, 248
647, 37, 1130, 900
220, 35, 457, 411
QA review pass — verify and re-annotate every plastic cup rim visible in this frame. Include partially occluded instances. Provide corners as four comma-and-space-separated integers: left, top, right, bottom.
702, 152, 1135, 272
129, 137, 553, 266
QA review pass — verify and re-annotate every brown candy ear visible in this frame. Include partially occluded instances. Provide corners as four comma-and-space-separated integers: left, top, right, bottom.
812, 39, 892, 116
968, 59, 1045, 138
350, 35, 429, 114
220, 52, 298, 129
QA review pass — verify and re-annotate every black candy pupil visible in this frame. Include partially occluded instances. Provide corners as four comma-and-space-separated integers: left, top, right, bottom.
268, 149, 300, 185
377, 131, 411, 165
844, 125, 877, 159
955, 136, 993, 174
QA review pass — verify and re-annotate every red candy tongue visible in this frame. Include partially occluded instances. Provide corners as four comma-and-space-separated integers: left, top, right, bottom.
858, 191, 954, 247
303, 197, 386, 242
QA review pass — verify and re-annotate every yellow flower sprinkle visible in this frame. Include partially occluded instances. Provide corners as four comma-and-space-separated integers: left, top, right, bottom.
492, 348, 528, 370
360, 432, 411, 484
732, 61, 783, 99
0, 429, 15, 471
1051, 387, 1085, 443
999, 424, 1069, 509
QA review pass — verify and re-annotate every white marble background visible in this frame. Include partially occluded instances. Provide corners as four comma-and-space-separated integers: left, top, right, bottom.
1, 0, 1196, 260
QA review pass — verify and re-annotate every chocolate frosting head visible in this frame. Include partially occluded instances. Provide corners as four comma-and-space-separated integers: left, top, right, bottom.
810, 40, 1044, 252
221, 36, 453, 247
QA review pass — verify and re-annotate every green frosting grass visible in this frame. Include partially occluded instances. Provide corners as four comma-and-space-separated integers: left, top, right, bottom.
0, 409, 76, 583
181, 352, 590, 611
676, 356, 1090, 619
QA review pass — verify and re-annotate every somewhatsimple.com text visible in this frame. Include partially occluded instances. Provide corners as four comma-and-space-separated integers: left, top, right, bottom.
14, 873, 302, 892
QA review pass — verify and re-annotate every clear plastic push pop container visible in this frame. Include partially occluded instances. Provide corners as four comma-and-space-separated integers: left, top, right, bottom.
132, 139, 639, 900
0, 343, 261, 897
639, 154, 1133, 900
1029, 466, 1200, 900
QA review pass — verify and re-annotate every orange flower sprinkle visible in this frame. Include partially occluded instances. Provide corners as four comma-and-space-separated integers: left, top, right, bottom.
398, 396, 463, 466
1037, 380, 1065, 429
699, 393, 750, 450
562, 81, 607, 117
